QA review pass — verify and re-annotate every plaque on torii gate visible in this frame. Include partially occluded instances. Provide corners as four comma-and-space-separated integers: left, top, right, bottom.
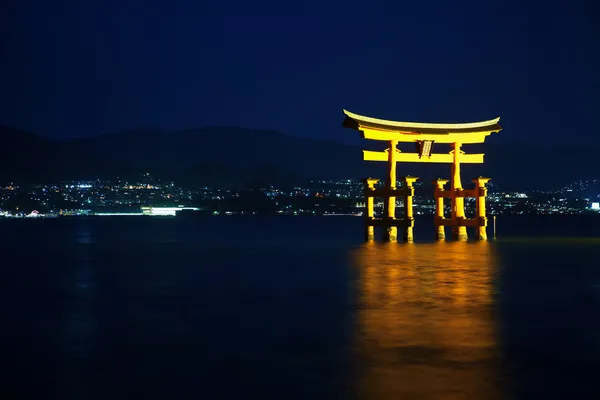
342, 109, 502, 242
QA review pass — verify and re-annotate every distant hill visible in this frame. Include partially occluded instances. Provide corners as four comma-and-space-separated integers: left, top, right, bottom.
0, 125, 54, 183
0, 125, 598, 190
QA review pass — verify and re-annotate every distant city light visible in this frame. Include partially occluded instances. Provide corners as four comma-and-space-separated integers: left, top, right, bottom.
1, 175, 599, 218
140, 206, 200, 216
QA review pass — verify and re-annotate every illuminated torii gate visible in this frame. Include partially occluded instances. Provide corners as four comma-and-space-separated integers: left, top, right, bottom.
342, 109, 502, 242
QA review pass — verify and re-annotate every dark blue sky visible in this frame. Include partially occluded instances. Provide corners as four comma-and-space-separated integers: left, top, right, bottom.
1, 0, 598, 146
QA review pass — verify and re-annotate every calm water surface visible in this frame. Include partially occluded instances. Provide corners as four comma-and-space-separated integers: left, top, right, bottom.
1, 215, 600, 399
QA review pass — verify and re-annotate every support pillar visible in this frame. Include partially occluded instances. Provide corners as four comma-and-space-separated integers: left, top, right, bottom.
451, 142, 468, 241
362, 178, 379, 241
433, 179, 448, 240
403, 176, 418, 242
383, 140, 398, 242
472, 177, 491, 241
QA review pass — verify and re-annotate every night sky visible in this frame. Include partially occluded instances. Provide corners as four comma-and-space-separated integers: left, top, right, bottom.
1, 0, 599, 147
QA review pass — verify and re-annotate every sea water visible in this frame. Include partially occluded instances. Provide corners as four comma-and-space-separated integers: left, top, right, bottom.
1, 215, 599, 399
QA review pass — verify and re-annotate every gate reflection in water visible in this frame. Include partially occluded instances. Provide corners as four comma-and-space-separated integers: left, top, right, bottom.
351, 241, 501, 399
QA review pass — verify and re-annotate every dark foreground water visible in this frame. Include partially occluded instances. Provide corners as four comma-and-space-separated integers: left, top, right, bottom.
2, 215, 600, 399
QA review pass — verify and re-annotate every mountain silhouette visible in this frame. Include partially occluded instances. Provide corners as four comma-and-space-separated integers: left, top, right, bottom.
0, 125, 597, 190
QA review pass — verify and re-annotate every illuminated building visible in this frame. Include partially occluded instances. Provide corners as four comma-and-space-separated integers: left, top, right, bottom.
342, 109, 501, 241
140, 206, 200, 216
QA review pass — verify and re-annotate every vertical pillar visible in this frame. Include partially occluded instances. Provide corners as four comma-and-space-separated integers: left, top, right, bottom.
472, 177, 491, 240
403, 176, 418, 242
451, 142, 468, 241
362, 178, 379, 241
433, 179, 448, 240
383, 140, 398, 242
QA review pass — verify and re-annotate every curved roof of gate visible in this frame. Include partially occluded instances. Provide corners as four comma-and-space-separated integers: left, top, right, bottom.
342, 109, 502, 136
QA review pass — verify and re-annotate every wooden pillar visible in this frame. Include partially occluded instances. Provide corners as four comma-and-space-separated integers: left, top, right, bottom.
433, 179, 448, 240
403, 176, 418, 242
472, 177, 491, 240
383, 140, 398, 242
362, 178, 379, 241
451, 142, 468, 241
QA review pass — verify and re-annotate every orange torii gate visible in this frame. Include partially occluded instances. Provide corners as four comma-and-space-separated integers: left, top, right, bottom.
342, 109, 502, 242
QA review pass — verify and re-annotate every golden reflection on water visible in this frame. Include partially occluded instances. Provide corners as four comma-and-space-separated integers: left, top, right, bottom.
351, 241, 501, 400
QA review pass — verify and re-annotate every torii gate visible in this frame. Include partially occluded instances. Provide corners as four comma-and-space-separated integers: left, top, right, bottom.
342, 109, 502, 242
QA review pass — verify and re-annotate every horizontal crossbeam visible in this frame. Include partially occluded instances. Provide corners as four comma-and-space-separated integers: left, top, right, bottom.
363, 150, 484, 164
434, 217, 488, 227
360, 128, 494, 144
433, 189, 478, 198
364, 188, 414, 197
